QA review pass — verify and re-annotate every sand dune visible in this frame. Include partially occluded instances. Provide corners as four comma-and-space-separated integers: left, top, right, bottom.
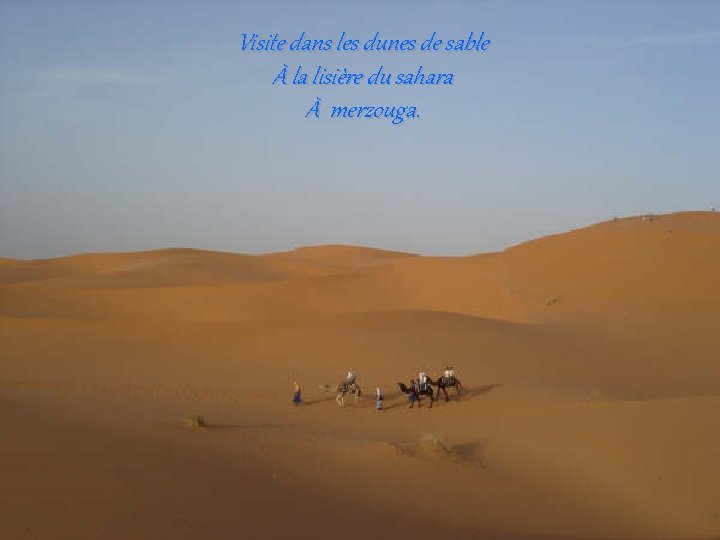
2, 212, 719, 539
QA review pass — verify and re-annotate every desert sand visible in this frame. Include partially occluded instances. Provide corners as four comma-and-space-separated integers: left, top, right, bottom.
2, 211, 719, 539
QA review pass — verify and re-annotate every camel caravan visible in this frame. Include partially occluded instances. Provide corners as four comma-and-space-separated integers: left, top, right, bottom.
318, 367, 463, 409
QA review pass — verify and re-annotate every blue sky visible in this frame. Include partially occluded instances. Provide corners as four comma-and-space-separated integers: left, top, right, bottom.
1, 0, 719, 258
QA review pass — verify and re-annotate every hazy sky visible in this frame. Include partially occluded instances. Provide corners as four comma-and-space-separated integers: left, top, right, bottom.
1, 0, 719, 259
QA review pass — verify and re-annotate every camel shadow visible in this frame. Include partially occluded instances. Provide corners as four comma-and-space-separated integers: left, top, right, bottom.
457, 383, 505, 401
301, 394, 338, 406
382, 395, 415, 411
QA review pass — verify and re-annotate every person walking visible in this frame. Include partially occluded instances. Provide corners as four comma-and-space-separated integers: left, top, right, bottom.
292, 380, 302, 405
375, 387, 384, 411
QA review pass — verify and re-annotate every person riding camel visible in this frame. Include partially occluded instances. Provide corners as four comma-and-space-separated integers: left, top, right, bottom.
443, 366, 456, 383
346, 369, 357, 385
418, 371, 429, 392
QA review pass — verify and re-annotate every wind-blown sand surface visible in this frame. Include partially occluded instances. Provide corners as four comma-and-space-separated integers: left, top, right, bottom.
2, 211, 719, 539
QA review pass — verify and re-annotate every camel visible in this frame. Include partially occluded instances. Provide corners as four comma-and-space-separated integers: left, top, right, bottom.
397, 381, 434, 408
431, 375, 463, 402
318, 382, 362, 407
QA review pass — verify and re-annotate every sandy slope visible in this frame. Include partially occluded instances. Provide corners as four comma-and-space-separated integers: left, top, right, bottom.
1, 211, 719, 539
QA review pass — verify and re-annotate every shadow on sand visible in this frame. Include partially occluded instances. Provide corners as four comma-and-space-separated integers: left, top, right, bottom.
456, 383, 505, 400
300, 394, 338, 406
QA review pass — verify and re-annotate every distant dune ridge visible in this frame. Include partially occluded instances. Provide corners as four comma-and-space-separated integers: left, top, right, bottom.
1, 211, 719, 539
